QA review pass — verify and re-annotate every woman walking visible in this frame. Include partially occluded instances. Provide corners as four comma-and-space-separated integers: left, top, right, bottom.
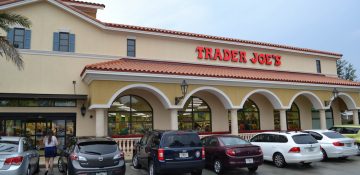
44, 130, 58, 175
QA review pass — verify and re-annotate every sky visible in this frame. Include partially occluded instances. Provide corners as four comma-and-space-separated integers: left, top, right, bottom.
87, 0, 360, 77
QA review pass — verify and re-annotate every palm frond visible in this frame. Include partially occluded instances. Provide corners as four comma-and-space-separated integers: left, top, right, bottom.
0, 13, 31, 31
0, 36, 24, 70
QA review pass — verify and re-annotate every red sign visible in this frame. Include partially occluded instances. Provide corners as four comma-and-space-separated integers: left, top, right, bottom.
196, 46, 281, 66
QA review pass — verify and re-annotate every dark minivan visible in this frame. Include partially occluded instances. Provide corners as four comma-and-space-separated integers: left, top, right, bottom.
58, 137, 125, 175
132, 130, 205, 175
202, 135, 263, 174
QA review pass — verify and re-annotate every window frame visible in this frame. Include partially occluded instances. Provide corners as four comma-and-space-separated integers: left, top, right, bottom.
178, 96, 212, 132
238, 99, 260, 131
286, 103, 301, 130
108, 95, 154, 135
13, 28, 25, 49
127, 39, 136, 57
59, 32, 70, 52
316, 59, 322, 73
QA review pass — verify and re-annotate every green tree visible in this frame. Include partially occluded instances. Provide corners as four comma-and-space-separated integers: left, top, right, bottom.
337, 59, 357, 81
0, 13, 31, 70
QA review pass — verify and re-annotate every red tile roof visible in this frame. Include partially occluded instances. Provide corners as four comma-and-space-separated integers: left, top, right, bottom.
61, 0, 105, 8
0, 0, 342, 57
81, 58, 360, 87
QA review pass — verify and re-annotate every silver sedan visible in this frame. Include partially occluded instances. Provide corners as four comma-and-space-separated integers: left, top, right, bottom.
0, 136, 40, 175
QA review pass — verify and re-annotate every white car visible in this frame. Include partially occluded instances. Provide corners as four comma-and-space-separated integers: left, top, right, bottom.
304, 130, 359, 159
250, 132, 323, 168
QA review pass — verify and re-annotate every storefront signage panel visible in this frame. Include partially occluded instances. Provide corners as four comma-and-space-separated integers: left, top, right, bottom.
196, 46, 282, 66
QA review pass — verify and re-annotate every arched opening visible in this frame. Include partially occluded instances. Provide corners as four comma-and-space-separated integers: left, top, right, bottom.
178, 96, 211, 132
108, 95, 153, 136
312, 108, 334, 129
238, 99, 260, 131
329, 94, 358, 125
274, 103, 301, 130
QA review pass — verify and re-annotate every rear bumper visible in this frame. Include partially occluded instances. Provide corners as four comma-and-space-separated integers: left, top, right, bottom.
156, 159, 205, 173
224, 155, 263, 168
324, 146, 359, 158
0, 163, 28, 175
70, 160, 126, 175
285, 152, 323, 163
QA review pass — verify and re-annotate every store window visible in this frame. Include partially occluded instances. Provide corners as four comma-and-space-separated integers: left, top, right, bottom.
0, 98, 76, 107
127, 39, 136, 57
178, 97, 211, 132
238, 100, 260, 131
312, 108, 334, 129
108, 95, 153, 136
287, 103, 301, 130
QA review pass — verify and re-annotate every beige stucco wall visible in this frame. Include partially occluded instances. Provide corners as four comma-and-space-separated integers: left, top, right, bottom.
294, 96, 313, 130
250, 94, 275, 130
3, 1, 339, 78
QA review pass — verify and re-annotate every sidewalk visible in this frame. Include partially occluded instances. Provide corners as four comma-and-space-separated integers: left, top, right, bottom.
39, 156, 58, 167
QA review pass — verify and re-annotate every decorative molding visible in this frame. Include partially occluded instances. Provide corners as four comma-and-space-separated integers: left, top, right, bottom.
287, 91, 325, 110
63, 2, 105, 9
19, 49, 118, 60
240, 89, 284, 109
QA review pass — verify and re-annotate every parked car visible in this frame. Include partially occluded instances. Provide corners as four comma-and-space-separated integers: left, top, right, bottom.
132, 130, 205, 175
58, 137, 125, 175
303, 130, 358, 159
250, 132, 323, 168
0, 136, 39, 175
201, 135, 263, 174
329, 125, 360, 151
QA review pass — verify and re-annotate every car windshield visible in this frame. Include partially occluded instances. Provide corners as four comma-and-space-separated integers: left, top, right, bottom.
323, 132, 345, 139
292, 134, 318, 144
78, 141, 118, 155
0, 141, 19, 152
219, 137, 249, 146
162, 133, 201, 148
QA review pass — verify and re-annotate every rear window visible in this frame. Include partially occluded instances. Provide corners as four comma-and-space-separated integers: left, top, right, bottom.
341, 128, 360, 134
78, 141, 118, 155
0, 141, 19, 152
219, 137, 249, 146
292, 134, 318, 144
162, 133, 201, 148
323, 132, 345, 139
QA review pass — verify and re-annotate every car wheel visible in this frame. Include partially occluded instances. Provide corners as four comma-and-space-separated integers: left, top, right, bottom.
321, 149, 328, 161
302, 162, 312, 167
191, 169, 203, 175
339, 156, 348, 160
26, 166, 31, 175
35, 159, 40, 173
248, 166, 258, 172
148, 161, 157, 175
213, 159, 223, 174
132, 153, 141, 169
58, 158, 65, 173
273, 153, 286, 168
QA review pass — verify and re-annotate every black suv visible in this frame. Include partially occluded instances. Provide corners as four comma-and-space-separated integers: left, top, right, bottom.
58, 137, 126, 175
132, 130, 205, 175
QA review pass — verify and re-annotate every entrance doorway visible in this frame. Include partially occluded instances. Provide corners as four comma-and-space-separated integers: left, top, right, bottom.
0, 113, 76, 155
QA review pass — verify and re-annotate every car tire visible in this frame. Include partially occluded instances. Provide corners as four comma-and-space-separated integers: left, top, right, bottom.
248, 166, 258, 172
273, 153, 286, 168
191, 169, 203, 175
302, 162, 312, 166
321, 149, 328, 161
35, 159, 40, 173
339, 156, 348, 160
58, 158, 65, 173
132, 153, 141, 169
148, 161, 157, 175
26, 166, 31, 175
213, 159, 223, 174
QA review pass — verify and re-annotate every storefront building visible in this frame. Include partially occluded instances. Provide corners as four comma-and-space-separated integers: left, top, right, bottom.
1, 0, 360, 149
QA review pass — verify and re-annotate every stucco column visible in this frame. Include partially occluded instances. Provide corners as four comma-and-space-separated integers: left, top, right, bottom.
95, 108, 105, 137
230, 109, 238, 135
170, 109, 178, 130
319, 109, 327, 130
279, 109, 287, 131
353, 109, 359, 125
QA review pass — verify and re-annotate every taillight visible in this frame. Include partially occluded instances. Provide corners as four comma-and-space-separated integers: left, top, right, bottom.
70, 153, 78, 161
226, 149, 236, 156
158, 148, 164, 161
289, 147, 301, 153
114, 151, 125, 159
4, 156, 23, 165
333, 141, 344, 146
202, 147, 205, 159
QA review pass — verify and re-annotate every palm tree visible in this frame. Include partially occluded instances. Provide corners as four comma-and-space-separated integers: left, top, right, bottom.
0, 13, 31, 70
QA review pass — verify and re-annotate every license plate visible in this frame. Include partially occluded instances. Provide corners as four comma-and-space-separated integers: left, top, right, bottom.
346, 143, 352, 147
306, 147, 314, 152
245, 158, 254, 164
179, 152, 189, 158
96, 172, 107, 175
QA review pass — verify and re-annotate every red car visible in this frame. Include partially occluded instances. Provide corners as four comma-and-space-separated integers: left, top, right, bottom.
201, 135, 263, 174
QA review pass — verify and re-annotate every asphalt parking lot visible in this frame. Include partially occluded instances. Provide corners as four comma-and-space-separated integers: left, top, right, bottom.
36, 156, 360, 175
